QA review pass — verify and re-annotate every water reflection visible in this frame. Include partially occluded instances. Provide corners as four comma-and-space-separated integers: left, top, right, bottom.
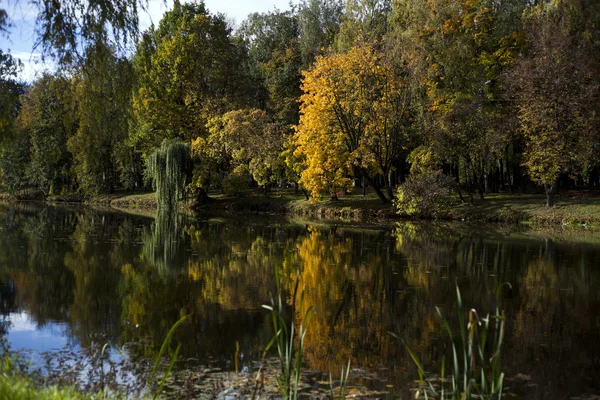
0, 204, 598, 398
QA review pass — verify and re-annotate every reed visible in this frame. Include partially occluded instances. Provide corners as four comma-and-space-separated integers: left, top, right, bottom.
328, 358, 351, 400
395, 283, 510, 400
263, 267, 313, 400
150, 314, 188, 400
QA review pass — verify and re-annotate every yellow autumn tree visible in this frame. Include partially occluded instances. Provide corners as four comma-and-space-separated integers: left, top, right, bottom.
294, 42, 413, 203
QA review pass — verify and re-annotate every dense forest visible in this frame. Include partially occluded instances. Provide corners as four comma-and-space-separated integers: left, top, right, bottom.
1, 0, 599, 208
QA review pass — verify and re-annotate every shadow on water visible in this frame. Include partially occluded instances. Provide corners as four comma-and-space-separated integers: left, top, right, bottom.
0, 203, 598, 398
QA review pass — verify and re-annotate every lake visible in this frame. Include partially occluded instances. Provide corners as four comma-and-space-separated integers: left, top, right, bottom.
0, 203, 598, 399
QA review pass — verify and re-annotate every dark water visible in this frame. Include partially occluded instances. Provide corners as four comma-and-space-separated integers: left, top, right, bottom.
0, 203, 599, 399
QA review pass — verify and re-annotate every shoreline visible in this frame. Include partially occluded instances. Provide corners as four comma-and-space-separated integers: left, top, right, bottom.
2, 189, 600, 227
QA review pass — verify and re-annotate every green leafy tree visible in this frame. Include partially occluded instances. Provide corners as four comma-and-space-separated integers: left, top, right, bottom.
18, 73, 76, 194
239, 9, 303, 124
146, 139, 190, 212
335, 0, 391, 52
508, 1, 600, 206
0, 49, 23, 140
205, 108, 287, 193
297, 0, 344, 68
132, 2, 249, 153
0, 49, 27, 192
68, 44, 136, 195
2, 0, 143, 65
389, 0, 524, 200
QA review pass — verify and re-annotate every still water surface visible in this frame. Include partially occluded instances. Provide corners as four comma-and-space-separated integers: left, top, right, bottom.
0, 203, 598, 398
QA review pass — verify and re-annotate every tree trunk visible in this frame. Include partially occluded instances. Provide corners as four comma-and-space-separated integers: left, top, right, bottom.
362, 174, 366, 196
386, 172, 394, 200
499, 158, 506, 191
195, 187, 211, 205
483, 163, 489, 196
364, 173, 389, 203
464, 161, 474, 203
301, 188, 310, 201
473, 168, 484, 200
545, 181, 558, 207
457, 184, 466, 204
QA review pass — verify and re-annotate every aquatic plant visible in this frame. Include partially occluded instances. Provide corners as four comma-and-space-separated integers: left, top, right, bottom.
328, 359, 351, 400
150, 314, 188, 400
395, 283, 511, 400
263, 268, 313, 400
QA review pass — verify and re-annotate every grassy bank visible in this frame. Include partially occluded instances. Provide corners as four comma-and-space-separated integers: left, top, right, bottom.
159, 189, 600, 226
443, 192, 600, 226
201, 190, 394, 222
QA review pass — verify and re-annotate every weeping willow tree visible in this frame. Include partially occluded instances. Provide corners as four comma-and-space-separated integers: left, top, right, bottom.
146, 140, 191, 214
144, 140, 191, 272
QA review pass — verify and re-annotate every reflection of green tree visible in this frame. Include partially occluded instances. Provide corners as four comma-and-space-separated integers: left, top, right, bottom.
119, 222, 290, 361
393, 222, 600, 396
140, 209, 187, 273
0, 205, 76, 326
64, 209, 127, 346
0, 277, 18, 335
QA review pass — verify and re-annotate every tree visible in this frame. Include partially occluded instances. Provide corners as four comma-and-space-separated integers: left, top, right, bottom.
389, 0, 525, 200
296, 0, 344, 68
132, 3, 249, 153
239, 9, 303, 124
68, 43, 136, 195
146, 139, 191, 215
0, 49, 23, 141
2, 0, 143, 65
509, 1, 600, 206
204, 108, 287, 193
335, 0, 391, 52
294, 43, 413, 203
0, 49, 27, 192
18, 73, 76, 194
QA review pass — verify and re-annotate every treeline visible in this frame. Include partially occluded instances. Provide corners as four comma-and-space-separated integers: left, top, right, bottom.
1, 0, 599, 207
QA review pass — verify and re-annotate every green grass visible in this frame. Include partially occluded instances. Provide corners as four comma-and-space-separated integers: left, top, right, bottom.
108, 189, 600, 226
0, 374, 92, 400
446, 193, 600, 225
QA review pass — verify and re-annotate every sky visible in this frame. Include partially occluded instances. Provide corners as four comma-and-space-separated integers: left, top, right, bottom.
1, 0, 296, 82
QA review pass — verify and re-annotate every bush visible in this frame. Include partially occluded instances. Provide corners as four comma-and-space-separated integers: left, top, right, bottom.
395, 170, 456, 217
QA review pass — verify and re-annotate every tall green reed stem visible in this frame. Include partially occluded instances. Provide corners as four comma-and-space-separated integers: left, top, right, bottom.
396, 283, 511, 400
151, 314, 188, 400
263, 267, 313, 400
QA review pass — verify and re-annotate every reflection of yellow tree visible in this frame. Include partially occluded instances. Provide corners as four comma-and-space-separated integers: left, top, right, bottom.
185, 226, 283, 310
292, 226, 399, 374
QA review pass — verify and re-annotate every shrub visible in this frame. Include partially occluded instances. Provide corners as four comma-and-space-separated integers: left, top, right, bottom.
395, 170, 456, 217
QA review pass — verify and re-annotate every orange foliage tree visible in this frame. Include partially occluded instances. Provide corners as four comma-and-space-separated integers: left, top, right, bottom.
294, 42, 413, 203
